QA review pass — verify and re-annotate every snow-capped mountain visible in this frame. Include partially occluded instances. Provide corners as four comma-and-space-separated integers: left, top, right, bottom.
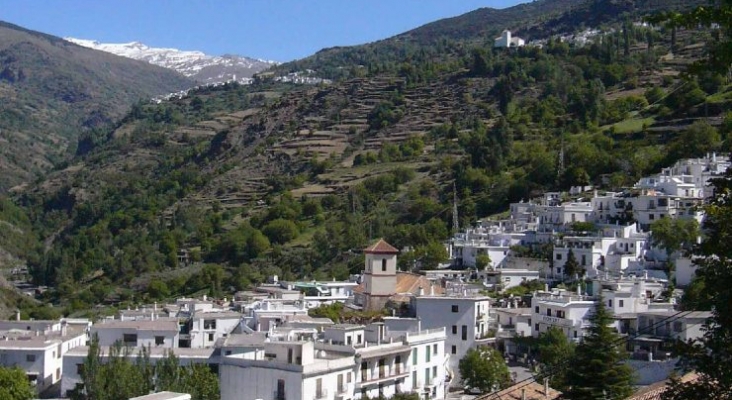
65, 38, 277, 84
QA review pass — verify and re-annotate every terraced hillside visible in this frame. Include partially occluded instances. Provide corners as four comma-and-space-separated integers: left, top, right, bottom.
6, 1, 730, 313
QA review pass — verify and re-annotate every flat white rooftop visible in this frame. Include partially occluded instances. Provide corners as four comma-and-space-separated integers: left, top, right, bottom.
129, 392, 191, 400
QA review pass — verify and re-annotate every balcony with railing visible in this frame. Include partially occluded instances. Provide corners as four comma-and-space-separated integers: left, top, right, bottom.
314, 389, 328, 399
357, 365, 410, 387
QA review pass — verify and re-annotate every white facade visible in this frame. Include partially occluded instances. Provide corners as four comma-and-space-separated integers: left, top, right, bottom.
219, 324, 446, 400
413, 295, 491, 385
90, 319, 179, 348
187, 311, 241, 349
0, 320, 87, 393
495, 30, 525, 48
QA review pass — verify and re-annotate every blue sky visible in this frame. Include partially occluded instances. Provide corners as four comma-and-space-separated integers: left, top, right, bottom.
1, 0, 528, 61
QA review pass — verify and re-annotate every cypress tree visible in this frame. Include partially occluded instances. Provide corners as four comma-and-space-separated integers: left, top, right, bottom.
564, 295, 634, 399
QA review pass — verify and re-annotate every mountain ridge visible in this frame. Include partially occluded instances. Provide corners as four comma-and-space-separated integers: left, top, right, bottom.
0, 20, 194, 192
65, 37, 277, 84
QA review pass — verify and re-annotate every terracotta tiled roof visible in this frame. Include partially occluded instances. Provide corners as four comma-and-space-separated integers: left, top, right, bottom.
353, 272, 444, 299
628, 372, 699, 400
364, 239, 399, 254
478, 381, 561, 400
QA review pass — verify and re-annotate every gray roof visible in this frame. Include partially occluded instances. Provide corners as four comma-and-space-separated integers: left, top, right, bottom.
221, 333, 267, 348
91, 318, 179, 332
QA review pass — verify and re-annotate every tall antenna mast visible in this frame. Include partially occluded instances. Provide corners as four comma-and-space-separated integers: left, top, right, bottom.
557, 135, 565, 185
452, 182, 460, 234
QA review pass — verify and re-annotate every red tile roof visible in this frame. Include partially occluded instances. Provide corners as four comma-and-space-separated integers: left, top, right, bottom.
364, 239, 399, 254
478, 381, 561, 400
628, 372, 699, 400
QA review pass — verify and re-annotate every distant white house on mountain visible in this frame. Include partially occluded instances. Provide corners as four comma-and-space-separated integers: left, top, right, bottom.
494, 30, 525, 48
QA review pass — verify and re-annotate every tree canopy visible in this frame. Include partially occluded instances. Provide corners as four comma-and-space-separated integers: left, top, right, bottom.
458, 346, 511, 393
0, 366, 34, 400
564, 295, 634, 399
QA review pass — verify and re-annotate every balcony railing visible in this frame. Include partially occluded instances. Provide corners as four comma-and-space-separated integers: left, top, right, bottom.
315, 389, 328, 399
337, 383, 349, 394
358, 368, 410, 386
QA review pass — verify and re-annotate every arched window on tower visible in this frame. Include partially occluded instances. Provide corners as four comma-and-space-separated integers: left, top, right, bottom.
382, 258, 387, 271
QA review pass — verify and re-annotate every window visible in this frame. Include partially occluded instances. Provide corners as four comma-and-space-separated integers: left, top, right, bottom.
608, 300, 613, 308
581, 255, 586, 266
451, 305, 459, 313
382, 259, 387, 271
412, 348, 418, 365
412, 371, 418, 389
649, 214, 655, 220
619, 300, 624, 308
461, 325, 467, 341
426, 346, 431, 362
208, 333, 214, 342
123, 334, 137, 345
452, 325, 457, 334
347, 372, 352, 383
546, 308, 552, 316
574, 331, 578, 338
425, 368, 430, 386
535, 306, 539, 313
432, 366, 437, 381
674, 322, 683, 333
432, 344, 438, 355
276, 379, 286, 400
316, 378, 324, 399
203, 319, 216, 329
347, 336, 352, 345
361, 361, 368, 381
56, 368, 60, 380
26, 354, 35, 362
451, 345, 457, 354
155, 336, 165, 346
337, 374, 344, 392
535, 323, 539, 331
556, 253, 562, 260
357, 334, 362, 344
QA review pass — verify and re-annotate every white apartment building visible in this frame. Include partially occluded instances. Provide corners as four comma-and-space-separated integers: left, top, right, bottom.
186, 311, 241, 349
242, 299, 309, 332
636, 153, 729, 199
219, 323, 447, 400
286, 280, 358, 308
0, 319, 87, 393
413, 293, 492, 385
90, 318, 180, 348
61, 346, 215, 397
531, 277, 674, 342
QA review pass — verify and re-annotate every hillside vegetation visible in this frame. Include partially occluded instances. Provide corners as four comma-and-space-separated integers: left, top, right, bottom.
0, 21, 193, 192
272, 0, 704, 81
0, 0, 728, 315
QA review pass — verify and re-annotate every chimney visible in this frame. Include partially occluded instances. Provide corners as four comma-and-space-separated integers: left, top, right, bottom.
14, 310, 20, 321
418, 286, 424, 296
430, 285, 435, 296
544, 378, 550, 399
154, 302, 157, 312
203, 295, 207, 302
522, 388, 526, 400
61, 320, 68, 336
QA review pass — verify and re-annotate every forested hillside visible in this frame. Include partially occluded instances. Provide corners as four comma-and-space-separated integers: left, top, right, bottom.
5, 5, 728, 317
272, 0, 704, 81
0, 21, 193, 192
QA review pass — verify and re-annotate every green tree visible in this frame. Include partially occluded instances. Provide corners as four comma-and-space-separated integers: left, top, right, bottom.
458, 347, 511, 393
416, 241, 448, 270
475, 253, 492, 270
563, 249, 583, 279
262, 218, 300, 244
0, 366, 35, 400
651, 217, 700, 277
663, 167, 732, 399
564, 295, 634, 399
536, 327, 575, 392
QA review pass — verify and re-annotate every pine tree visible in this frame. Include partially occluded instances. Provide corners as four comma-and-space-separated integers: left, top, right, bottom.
563, 249, 583, 279
536, 327, 575, 392
564, 295, 634, 400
